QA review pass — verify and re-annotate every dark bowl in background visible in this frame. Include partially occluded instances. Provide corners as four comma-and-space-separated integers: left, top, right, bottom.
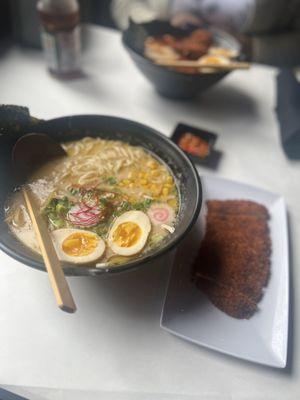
122, 20, 241, 99
0, 115, 202, 276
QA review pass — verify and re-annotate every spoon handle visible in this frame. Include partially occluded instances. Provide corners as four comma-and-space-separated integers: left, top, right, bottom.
22, 186, 76, 313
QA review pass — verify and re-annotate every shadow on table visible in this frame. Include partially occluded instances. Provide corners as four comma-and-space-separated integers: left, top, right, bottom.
183, 84, 258, 121
0, 386, 29, 400
72, 251, 174, 322
138, 83, 259, 131
195, 84, 258, 120
53, 73, 259, 124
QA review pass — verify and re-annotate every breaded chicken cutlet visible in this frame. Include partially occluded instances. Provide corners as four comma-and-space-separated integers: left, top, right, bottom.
193, 200, 271, 319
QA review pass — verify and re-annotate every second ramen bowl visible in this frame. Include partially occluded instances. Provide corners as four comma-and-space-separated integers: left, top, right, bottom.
122, 20, 241, 99
0, 114, 202, 276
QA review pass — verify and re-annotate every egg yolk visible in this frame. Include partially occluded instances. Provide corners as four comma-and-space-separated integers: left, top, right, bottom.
112, 222, 142, 248
62, 232, 98, 257
202, 56, 223, 65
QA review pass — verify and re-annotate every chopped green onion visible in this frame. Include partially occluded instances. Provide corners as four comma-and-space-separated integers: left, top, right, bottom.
132, 198, 153, 212
106, 176, 117, 185
69, 187, 79, 195
49, 217, 64, 229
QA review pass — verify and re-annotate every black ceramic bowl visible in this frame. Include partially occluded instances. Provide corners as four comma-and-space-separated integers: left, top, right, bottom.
122, 20, 241, 99
0, 115, 202, 276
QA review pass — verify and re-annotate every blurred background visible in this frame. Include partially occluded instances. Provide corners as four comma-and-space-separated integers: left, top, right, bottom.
0, 0, 116, 47
1, 0, 300, 67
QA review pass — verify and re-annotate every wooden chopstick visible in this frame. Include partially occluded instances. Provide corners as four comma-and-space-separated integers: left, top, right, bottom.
155, 59, 250, 70
22, 186, 76, 313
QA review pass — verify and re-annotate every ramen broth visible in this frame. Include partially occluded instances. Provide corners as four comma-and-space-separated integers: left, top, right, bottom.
6, 137, 179, 267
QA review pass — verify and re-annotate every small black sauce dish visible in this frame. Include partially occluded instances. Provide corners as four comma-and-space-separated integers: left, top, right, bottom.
171, 123, 222, 169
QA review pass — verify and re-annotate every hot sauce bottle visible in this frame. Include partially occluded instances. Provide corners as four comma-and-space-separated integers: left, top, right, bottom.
37, 0, 81, 78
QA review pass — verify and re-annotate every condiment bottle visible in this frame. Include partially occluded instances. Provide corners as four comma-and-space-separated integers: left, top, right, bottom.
37, 0, 81, 78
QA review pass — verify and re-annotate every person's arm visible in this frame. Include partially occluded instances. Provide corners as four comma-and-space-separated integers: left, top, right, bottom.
251, 31, 300, 66
111, 0, 170, 30
171, 0, 255, 32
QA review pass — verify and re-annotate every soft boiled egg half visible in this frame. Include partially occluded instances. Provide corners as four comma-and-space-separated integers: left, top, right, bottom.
108, 211, 151, 256
51, 229, 105, 264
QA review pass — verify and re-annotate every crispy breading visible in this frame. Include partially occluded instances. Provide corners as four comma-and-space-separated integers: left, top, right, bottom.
193, 200, 271, 319
207, 200, 269, 219
196, 273, 257, 319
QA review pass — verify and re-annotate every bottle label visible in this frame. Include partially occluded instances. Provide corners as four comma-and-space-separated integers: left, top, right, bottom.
41, 26, 81, 73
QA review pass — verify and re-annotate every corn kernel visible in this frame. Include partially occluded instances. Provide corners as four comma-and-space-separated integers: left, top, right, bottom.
162, 187, 169, 196
168, 199, 177, 208
166, 176, 173, 184
149, 161, 158, 170
122, 179, 130, 185
164, 183, 173, 189
150, 184, 161, 196
151, 170, 160, 177
129, 183, 134, 188
140, 179, 148, 185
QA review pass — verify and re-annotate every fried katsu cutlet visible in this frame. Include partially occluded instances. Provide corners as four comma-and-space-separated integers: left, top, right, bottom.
193, 200, 271, 319
196, 273, 257, 319
207, 200, 269, 219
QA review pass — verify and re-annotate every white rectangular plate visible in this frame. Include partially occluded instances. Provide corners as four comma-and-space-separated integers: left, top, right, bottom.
161, 175, 289, 368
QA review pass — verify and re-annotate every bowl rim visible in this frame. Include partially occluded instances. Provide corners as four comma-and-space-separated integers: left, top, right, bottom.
122, 20, 241, 78
0, 114, 202, 276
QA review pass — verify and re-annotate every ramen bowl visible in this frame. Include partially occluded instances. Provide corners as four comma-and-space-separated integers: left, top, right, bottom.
122, 20, 241, 99
0, 114, 202, 276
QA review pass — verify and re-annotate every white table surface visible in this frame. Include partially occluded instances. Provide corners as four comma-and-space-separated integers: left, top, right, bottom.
0, 25, 300, 400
